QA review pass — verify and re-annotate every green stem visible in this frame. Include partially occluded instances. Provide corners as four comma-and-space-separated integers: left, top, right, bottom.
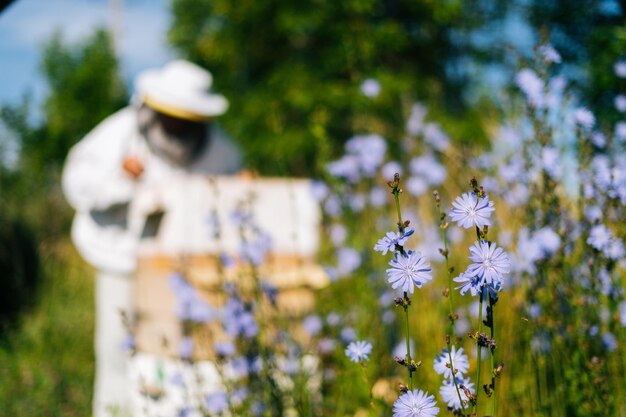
446, 347, 465, 414
359, 362, 375, 408
404, 299, 414, 390
473, 225, 484, 414
393, 191, 403, 231
437, 201, 466, 414
474, 296, 484, 414
490, 295, 496, 417
392, 182, 414, 390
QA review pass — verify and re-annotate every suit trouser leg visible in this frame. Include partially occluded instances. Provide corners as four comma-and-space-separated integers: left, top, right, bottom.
93, 271, 134, 417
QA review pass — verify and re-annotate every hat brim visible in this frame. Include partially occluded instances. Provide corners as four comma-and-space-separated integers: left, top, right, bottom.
137, 71, 229, 122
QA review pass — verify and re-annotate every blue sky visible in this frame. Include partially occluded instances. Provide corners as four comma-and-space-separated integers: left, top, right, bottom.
0, 0, 175, 110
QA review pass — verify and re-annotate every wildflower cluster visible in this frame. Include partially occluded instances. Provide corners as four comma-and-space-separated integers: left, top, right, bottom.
475, 40, 626, 415
435, 178, 510, 416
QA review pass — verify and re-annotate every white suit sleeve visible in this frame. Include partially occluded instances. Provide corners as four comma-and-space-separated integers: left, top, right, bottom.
62, 108, 137, 212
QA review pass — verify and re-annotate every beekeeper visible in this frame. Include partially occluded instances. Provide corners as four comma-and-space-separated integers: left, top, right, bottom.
62, 60, 241, 417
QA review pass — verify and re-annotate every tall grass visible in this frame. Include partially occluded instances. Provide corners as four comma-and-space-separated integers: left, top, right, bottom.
0, 241, 94, 416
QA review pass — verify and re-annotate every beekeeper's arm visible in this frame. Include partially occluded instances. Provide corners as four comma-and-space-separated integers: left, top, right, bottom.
62, 108, 139, 212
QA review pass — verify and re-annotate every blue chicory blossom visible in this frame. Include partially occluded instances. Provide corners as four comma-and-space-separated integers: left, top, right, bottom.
374, 227, 415, 255
205, 391, 229, 414
603, 238, 625, 260
260, 281, 278, 306
449, 192, 495, 229
279, 353, 301, 375
410, 155, 447, 186
382, 160, 404, 179
179, 336, 193, 360
345, 134, 387, 177
345, 340, 373, 363
615, 60, 626, 77
406, 175, 428, 197
541, 147, 563, 180
386, 250, 432, 294
360, 78, 381, 98
214, 341, 236, 357
440, 377, 474, 411
602, 332, 618, 352
423, 123, 451, 151
369, 186, 389, 207
169, 273, 216, 323
406, 103, 427, 136
337, 247, 362, 276
228, 356, 251, 379
119, 334, 135, 352
539, 44, 561, 64
302, 315, 323, 337
348, 193, 367, 213
573, 108, 595, 129
318, 338, 337, 354
327, 155, 361, 183
240, 233, 272, 266
340, 327, 357, 342
465, 241, 510, 287
310, 180, 329, 202
221, 297, 259, 339
516, 68, 545, 108
326, 312, 342, 327
176, 407, 191, 417
592, 132, 607, 148
453, 272, 485, 297
433, 346, 469, 379
393, 389, 440, 417
329, 223, 348, 247
170, 372, 185, 388
230, 208, 253, 228
615, 95, 626, 112
587, 224, 612, 251
231, 388, 249, 406
615, 122, 626, 142
324, 194, 342, 217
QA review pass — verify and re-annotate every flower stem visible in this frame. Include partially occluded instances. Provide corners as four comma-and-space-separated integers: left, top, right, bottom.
474, 296, 484, 414
404, 298, 414, 390
473, 225, 484, 414
435, 192, 466, 413
390, 174, 414, 389
392, 190, 404, 232
490, 295, 497, 417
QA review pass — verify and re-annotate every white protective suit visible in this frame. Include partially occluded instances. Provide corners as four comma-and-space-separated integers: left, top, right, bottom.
62, 105, 240, 417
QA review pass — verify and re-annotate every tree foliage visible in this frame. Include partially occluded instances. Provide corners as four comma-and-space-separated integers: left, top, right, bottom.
2, 29, 127, 174
169, 0, 486, 176
0, 28, 127, 329
523, 0, 626, 122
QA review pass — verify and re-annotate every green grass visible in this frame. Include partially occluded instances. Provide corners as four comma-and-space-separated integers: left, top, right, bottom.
0, 237, 624, 416
0, 241, 94, 416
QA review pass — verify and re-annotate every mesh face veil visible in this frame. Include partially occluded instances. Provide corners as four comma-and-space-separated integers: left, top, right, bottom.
138, 105, 209, 166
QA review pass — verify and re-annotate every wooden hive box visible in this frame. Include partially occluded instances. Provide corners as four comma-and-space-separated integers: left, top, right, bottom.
129, 175, 328, 359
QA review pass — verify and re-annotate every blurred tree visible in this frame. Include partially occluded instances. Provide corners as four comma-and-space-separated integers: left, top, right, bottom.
31, 29, 127, 172
523, 0, 626, 123
0, 28, 127, 329
1, 28, 127, 233
169, 0, 489, 176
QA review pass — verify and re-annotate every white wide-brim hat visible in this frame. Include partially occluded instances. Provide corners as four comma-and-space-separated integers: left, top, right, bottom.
134, 60, 228, 122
